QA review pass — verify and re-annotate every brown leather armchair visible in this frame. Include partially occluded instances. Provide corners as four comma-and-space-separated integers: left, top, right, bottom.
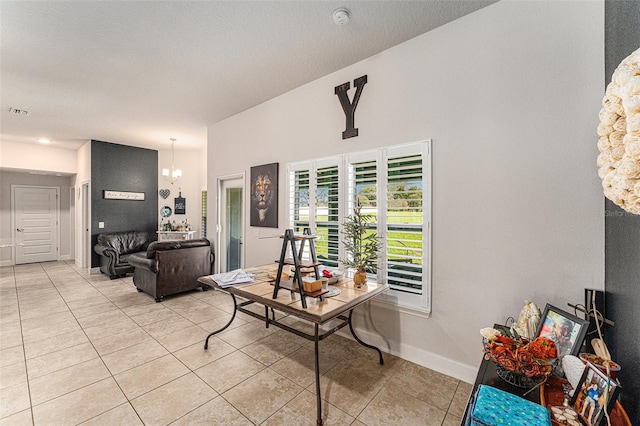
94, 231, 151, 279
128, 238, 214, 302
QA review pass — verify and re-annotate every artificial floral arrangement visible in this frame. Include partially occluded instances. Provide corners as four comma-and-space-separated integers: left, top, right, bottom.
481, 327, 557, 379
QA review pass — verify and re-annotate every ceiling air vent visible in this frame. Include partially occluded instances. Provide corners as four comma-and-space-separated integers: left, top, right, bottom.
9, 107, 30, 116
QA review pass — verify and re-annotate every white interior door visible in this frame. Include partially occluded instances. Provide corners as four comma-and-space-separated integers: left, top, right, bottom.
13, 186, 59, 264
218, 176, 244, 272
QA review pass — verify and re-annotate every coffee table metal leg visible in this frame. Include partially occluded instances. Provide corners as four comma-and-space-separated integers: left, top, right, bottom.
348, 309, 384, 365
315, 323, 323, 425
204, 292, 237, 349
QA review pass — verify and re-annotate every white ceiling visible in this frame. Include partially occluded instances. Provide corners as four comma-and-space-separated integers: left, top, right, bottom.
1, 0, 495, 153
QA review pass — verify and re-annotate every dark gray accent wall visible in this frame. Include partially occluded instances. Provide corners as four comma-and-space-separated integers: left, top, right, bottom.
604, 2, 640, 423
91, 140, 158, 267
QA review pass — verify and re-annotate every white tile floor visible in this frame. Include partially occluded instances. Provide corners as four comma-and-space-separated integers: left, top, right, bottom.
0, 261, 472, 425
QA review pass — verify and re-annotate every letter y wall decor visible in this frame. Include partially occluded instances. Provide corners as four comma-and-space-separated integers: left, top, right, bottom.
335, 75, 367, 139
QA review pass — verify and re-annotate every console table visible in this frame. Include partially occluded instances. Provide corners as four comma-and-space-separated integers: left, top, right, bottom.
464, 351, 631, 425
198, 265, 389, 425
156, 230, 195, 241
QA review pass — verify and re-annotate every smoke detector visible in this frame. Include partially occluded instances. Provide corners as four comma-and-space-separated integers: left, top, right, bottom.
333, 7, 350, 26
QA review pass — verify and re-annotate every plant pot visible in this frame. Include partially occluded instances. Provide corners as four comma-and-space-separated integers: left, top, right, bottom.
353, 267, 367, 288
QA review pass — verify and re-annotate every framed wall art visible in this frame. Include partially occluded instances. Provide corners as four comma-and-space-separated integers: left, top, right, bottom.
174, 191, 186, 214
536, 304, 589, 358
250, 162, 278, 228
103, 190, 145, 201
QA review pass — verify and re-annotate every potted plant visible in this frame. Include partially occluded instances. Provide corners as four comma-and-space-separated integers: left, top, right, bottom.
341, 204, 381, 287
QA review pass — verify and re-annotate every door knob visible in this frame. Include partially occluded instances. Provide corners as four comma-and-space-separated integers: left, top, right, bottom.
16, 228, 24, 232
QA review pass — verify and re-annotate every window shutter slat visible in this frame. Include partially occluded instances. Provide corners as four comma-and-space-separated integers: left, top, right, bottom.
315, 165, 340, 266
386, 153, 423, 294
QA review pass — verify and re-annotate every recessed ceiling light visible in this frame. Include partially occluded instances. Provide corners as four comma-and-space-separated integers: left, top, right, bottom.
38, 138, 50, 144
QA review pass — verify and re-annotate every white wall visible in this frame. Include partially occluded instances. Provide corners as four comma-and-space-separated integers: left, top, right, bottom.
74, 141, 91, 268
157, 148, 207, 236
0, 141, 77, 174
212, 0, 605, 383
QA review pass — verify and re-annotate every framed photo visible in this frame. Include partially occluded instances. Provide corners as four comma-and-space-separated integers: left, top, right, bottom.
536, 304, 589, 358
250, 162, 278, 228
570, 361, 621, 426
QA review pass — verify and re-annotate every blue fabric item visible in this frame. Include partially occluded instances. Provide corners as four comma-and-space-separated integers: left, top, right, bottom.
470, 385, 551, 426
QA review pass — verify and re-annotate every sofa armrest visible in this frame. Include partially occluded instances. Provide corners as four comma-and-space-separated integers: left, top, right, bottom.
94, 244, 117, 258
129, 253, 158, 274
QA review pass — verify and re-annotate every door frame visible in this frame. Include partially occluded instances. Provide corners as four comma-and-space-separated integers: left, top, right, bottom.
216, 172, 245, 273
11, 184, 61, 265
81, 181, 91, 269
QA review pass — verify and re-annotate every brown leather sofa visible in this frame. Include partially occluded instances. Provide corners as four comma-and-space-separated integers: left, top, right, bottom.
128, 238, 214, 302
94, 231, 151, 279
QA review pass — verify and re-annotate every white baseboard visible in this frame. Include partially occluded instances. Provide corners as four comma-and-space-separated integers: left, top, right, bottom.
60, 255, 71, 261
340, 326, 478, 384
89, 267, 101, 275
0, 260, 12, 267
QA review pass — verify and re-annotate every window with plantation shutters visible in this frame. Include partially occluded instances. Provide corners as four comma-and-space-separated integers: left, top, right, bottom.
347, 155, 378, 279
315, 165, 340, 268
287, 159, 342, 267
287, 141, 431, 314
289, 168, 310, 233
385, 152, 424, 294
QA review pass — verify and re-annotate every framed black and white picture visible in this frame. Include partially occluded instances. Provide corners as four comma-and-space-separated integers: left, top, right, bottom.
250, 162, 278, 228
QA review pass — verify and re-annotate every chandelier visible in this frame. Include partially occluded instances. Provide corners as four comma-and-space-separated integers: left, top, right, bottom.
162, 138, 182, 184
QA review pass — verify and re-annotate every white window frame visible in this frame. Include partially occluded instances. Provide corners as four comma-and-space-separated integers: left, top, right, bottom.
286, 140, 432, 315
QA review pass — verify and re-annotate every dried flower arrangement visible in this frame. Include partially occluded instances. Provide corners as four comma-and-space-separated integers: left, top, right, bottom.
597, 47, 640, 214
481, 327, 557, 380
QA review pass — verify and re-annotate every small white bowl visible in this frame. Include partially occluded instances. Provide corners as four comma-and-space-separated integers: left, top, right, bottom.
326, 270, 344, 284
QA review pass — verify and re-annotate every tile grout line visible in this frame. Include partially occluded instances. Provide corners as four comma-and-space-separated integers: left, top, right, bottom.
10, 263, 37, 426
25, 261, 146, 425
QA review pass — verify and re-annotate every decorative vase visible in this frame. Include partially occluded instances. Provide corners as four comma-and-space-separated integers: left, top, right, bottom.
353, 267, 367, 288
